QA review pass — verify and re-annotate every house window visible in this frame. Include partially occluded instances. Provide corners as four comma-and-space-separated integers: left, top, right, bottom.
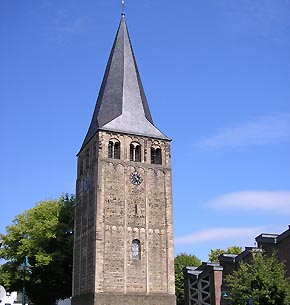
151, 146, 162, 164
132, 239, 141, 259
130, 142, 141, 162
108, 139, 120, 159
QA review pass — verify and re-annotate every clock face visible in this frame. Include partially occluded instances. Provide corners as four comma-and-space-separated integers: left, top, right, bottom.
130, 171, 142, 185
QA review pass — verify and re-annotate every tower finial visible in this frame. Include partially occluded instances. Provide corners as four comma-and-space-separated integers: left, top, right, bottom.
121, 0, 125, 15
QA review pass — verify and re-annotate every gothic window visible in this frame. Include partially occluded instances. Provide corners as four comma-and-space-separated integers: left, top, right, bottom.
130, 142, 141, 162
131, 239, 141, 260
108, 139, 120, 159
151, 146, 162, 164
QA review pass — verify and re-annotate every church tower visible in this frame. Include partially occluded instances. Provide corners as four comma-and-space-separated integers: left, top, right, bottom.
72, 12, 175, 305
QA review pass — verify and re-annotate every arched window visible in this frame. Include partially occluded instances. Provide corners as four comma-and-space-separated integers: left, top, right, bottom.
108, 139, 120, 159
131, 239, 141, 260
130, 142, 141, 162
108, 141, 113, 158
151, 146, 162, 164
113, 141, 120, 159
135, 145, 141, 162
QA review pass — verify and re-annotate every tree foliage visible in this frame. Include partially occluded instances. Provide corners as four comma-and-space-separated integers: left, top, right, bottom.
208, 246, 242, 262
0, 194, 74, 305
175, 253, 201, 305
226, 252, 290, 305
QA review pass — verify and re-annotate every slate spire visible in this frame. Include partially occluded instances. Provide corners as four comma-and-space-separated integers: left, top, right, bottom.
80, 13, 168, 152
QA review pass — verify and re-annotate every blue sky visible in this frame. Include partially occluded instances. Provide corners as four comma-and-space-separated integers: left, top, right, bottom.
1, 0, 290, 262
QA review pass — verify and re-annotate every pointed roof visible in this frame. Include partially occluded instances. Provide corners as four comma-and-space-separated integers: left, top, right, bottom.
80, 13, 169, 152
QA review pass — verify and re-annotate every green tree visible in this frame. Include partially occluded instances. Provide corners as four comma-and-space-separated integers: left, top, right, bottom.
175, 253, 201, 305
226, 252, 290, 305
208, 246, 242, 262
0, 194, 74, 305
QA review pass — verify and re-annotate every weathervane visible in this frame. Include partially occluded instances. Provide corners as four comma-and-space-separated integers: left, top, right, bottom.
122, 0, 125, 14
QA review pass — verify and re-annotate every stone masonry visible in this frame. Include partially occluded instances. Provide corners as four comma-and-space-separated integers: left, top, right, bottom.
72, 131, 175, 305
